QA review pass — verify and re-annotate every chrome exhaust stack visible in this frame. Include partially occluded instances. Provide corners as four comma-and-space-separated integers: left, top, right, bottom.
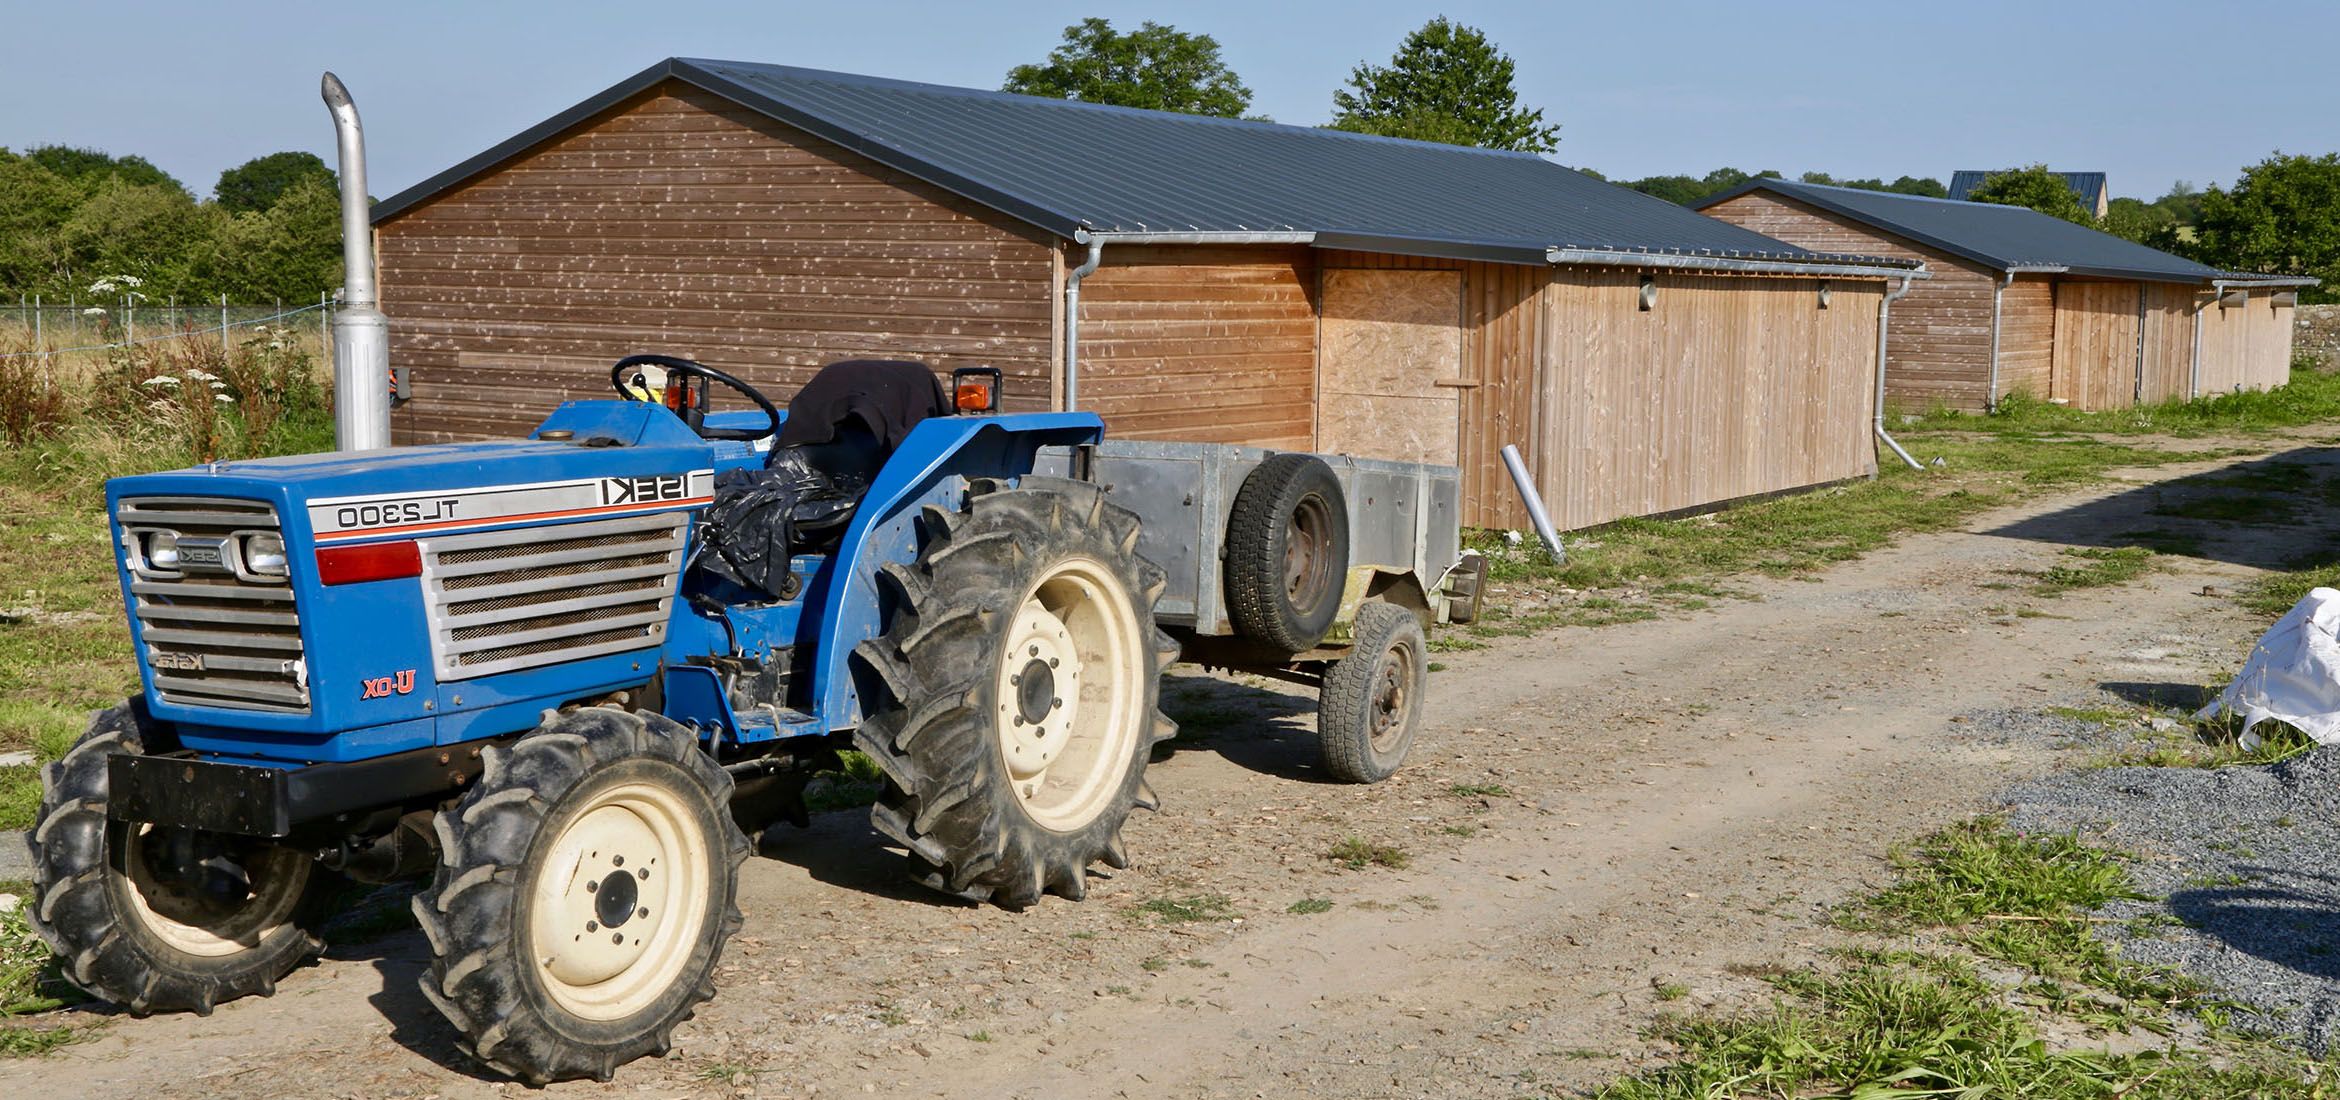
322, 72, 391, 451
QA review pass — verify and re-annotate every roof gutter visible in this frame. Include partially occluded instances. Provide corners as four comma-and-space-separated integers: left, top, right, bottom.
1545, 247, 1923, 280
1073, 230, 1316, 246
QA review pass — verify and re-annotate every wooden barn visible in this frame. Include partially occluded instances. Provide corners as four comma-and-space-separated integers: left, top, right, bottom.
1697, 180, 2314, 412
371, 58, 1922, 530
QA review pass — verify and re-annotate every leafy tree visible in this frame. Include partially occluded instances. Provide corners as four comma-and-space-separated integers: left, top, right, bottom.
1003, 18, 1252, 117
25, 144, 188, 198
1624, 167, 1777, 206
1886, 175, 1948, 198
57, 179, 221, 297
0, 151, 79, 292
2187, 152, 2340, 303
1962, 165, 2092, 224
211, 176, 343, 302
2100, 196, 2173, 244
215, 151, 336, 214
1330, 18, 1559, 152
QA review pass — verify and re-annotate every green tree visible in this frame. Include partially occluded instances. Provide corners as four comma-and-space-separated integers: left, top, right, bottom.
1624, 167, 1778, 206
215, 151, 336, 214
211, 176, 343, 302
1886, 175, 1948, 198
1962, 165, 2092, 224
2188, 152, 2340, 303
1330, 18, 1559, 152
0, 150, 80, 292
57, 179, 221, 298
1003, 18, 1252, 117
25, 144, 188, 198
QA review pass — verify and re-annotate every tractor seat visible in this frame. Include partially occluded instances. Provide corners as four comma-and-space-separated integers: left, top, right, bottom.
692, 361, 948, 599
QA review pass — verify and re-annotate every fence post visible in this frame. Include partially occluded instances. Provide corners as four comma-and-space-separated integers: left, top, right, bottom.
126, 296, 134, 345
32, 294, 41, 366
320, 291, 330, 360
221, 293, 231, 361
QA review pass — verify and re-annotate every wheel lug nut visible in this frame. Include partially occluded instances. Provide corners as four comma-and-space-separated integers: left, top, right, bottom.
1049, 657, 1059, 668
639, 907, 650, 919
612, 855, 625, 867
638, 868, 649, 880
587, 879, 599, 892
1028, 645, 1038, 656
587, 920, 599, 933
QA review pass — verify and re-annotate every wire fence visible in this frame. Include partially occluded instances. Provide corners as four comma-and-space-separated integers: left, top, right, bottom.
0, 294, 337, 364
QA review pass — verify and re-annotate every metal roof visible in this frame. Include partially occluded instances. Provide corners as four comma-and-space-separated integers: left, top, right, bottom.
1947, 170, 2107, 205
372, 58, 1918, 275
1695, 179, 2312, 286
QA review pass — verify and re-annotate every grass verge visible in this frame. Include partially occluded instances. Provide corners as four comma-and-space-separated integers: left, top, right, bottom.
1601, 819, 2329, 1098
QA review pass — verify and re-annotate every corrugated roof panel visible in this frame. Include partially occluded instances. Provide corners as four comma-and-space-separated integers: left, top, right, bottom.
378, 58, 1901, 268
1699, 179, 2224, 283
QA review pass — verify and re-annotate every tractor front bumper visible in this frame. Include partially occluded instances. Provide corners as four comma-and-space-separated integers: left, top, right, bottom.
109, 741, 490, 838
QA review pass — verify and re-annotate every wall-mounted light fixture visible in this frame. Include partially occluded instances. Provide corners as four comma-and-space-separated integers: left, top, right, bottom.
1638, 274, 1657, 311
1817, 280, 1832, 309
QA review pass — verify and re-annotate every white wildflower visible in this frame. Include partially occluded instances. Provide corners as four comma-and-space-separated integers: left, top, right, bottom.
185, 368, 218, 383
143, 375, 180, 387
214, 394, 234, 404
83, 307, 107, 317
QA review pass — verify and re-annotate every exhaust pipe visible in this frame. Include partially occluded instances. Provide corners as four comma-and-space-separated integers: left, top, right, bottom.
322, 72, 391, 451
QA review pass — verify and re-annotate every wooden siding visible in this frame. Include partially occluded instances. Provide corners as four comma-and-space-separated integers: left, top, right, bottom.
1704, 192, 2000, 411
1316, 251, 1544, 529
2198, 290, 2296, 395
2050, 281, 2142, 408
1071, 245, 1317, 449
2138, 283, 2198, 403
1995, 277, 2055, 399
1537, 270, 1883, 531
376, 81, 1057, 444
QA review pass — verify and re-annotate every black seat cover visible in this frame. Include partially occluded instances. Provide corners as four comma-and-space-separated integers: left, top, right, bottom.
694, 360, 948, 600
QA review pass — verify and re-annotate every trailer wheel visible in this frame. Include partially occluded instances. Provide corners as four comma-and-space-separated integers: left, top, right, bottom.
1225, 453, 1350, 652
412, 708, 749, 1084
854, 476, 1177, 908
1317, 603, 1427, 783
25, 701, 330, 1016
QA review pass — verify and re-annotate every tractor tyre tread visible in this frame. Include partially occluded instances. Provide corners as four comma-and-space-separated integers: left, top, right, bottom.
413, 708, 750, 1085
853, 477, 1173, 908
26, 701, 330, 1016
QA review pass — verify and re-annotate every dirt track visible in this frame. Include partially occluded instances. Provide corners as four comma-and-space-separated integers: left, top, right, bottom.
2, 447, 2315, 1099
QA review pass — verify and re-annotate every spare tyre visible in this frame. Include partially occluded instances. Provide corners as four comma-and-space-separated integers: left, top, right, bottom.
1225, 453, 1350, 652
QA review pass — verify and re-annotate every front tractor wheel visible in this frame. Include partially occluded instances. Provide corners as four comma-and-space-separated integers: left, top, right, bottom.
413, 708, 749, 1084
854, 476, 1177, 908
26, 701, 331, 1015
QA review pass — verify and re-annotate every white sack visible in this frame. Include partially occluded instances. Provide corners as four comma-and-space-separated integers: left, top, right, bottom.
2198, 586, 2340, 746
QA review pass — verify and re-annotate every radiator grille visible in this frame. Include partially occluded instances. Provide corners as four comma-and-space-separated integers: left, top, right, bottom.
117, 497, 309, 714
418, 511, 686, 680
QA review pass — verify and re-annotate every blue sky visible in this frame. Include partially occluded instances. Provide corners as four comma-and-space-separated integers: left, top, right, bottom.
4, 1, 2330, 203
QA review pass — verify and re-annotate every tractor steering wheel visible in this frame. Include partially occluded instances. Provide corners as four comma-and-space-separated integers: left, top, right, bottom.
608, 354, 781, 442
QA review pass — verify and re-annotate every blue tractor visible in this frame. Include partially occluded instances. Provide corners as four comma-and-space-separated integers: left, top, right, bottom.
28, 344, 1482, 1082
26, 356, 1200, 1082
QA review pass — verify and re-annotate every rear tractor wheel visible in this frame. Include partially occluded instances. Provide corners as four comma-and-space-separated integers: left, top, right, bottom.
26, 701, 331, 1015
854, 476, 1178, 907
412, 707, 750, 1084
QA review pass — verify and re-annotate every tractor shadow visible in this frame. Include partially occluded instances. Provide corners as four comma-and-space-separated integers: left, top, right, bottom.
1984, 447, 2340, 571
1151, 669, 1336, 784
301, 884, 509, 1081
754, 812, 982, 907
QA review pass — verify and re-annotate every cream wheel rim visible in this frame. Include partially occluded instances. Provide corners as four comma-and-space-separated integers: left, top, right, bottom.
119, 824, 310, 957
994, 556, 1146, 832
527, 779, 712, 1021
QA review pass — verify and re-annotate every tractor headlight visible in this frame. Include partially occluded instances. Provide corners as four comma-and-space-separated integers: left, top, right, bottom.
144, 530, 180, 571
241, 532, 288, 577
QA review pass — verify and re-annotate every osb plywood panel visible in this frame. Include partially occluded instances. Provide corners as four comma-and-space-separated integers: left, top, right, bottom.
1705, 192, 1998, 411
2051, 281, 2141, 409
1996, 277, 2055, 400
1537, 269, 1882, 531
1319, 269, 1463, 466
1074, 244, 1317, 449
1315, 252, 1545, 532
377, 81, 1056, 445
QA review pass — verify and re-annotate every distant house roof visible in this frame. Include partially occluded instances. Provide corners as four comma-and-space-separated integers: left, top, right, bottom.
1694, 179, 2314, 287
372, 58, 1917, 276
1947, 170, 2107, 206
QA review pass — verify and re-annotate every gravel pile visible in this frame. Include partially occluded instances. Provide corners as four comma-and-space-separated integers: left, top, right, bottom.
2002, 744, 2340, 1054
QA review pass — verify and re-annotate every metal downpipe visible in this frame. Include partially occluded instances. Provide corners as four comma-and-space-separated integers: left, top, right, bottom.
1875, 274, 1923, 471
1062, 236, 1104, 412
322, 72, 390, 451
1984, 271, 2014, 412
